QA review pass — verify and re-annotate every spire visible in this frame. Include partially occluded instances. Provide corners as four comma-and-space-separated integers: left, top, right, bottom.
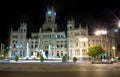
86, 24, 88, 30
67, 18, 75, 24
20, 22, 27, 27
39, 27, 41, 32
11, 27, 13, 32
79, 24, 82, 28
51, 6, 54, 11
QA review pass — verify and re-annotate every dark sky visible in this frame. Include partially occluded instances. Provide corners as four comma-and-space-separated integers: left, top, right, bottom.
0, 0, 120, 45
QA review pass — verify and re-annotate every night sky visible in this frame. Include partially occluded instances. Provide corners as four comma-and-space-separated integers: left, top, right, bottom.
0, 0, 120, 45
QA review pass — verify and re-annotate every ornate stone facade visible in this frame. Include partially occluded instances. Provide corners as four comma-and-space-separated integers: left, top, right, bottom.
8, 7, 116, 60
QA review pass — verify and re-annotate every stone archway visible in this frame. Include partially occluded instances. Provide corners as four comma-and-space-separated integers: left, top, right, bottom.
46, 28, 52, 32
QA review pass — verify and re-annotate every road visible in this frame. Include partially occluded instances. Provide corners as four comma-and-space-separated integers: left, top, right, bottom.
0, 62, 120, 77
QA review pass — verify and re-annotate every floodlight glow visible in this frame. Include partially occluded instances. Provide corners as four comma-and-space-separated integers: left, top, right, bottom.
16, 46, 19, 48
95, 30, 107, 35
112, 47, 115, 50
48, 11, 51, 15
54, 12, 56, 15
114, 28, 118, 32
20, 45, 22, 48
101, 30, 107, 34
118, 20, 120, 27
95, 31, 101, 35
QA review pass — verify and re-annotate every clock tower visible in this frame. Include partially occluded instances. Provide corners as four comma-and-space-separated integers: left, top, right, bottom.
42, 7, 58, 32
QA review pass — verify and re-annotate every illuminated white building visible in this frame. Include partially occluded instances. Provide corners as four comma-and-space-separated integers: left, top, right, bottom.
67, 20, 89, 60
8, 23, 27, 58
8, 7, 116, 60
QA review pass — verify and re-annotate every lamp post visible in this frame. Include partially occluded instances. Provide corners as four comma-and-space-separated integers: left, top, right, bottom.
112, 46, 116, 58
118, 20, 120, 28
114, 20, 120, 59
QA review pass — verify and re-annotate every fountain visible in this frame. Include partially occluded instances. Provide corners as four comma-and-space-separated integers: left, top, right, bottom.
39, 50, 46, 58
25, 42, 29, 59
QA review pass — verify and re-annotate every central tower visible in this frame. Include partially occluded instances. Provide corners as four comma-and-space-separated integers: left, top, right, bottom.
42, 7, 58, 32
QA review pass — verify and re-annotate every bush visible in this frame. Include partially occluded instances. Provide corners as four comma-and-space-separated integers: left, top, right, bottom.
62, 56, 67, 62
0, 55, 5, 59
73, 57, 77, 63
15, 55, 19, 62
40, 56, 44, 62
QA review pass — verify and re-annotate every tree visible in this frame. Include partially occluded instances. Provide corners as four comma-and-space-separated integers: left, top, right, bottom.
14, 54, 19, 62
62, 56, 67, 62
0, 49, 8, 59
87, 45, 105, 60
73, 57, 77, 63
40, 55, 44, 62
3, 49, 8, 58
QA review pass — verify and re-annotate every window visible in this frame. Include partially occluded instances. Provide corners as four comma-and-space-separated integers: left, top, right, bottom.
75, 49, 80, 56
88, 43, 90, 46
48, 16, 51, 22
31, 45, 33, 49
24, 29, 26, 32
13, 44, 16, 48
61, 51, 63, 56
61, 41, 63, 43
12, 35, 18, 38
31, 51, 33, 55
65, 44, 67, 48
57, 51, 59, 57
35, 45, 38, 48
23, 51, 25, 57
12, 41, 14, 43
61, 44, 63, 48
70, 27, 72, 29
82, 49, 87, 56
57, 45, 59, 48
20, 50, 22, 57
76, 43, 78, 47
83, 42, 85, 47
35, 41, 38, 44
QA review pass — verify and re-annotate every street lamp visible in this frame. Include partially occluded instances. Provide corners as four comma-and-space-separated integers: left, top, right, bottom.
112, 46, 116, 58
95, 30, 107, 35
117, 19, 120, 28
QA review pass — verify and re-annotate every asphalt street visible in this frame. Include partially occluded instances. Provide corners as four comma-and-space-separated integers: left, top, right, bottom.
0, 62, 120, 77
